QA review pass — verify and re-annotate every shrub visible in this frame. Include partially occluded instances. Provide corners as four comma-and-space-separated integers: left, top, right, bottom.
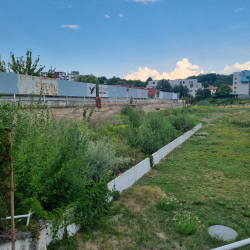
196, 100, 211, 106
139, 112, 178, 154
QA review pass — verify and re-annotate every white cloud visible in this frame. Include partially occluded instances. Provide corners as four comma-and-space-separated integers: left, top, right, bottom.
105, 15, 110, 18
124, 58, 204, 81
221, 61, 250, 74
126, 0, 159, 4
210, 71, 216, 73
235, 7, 244, 11
61, 25, 80, 30
119, 14, 123, 17
124, 67, 160, 81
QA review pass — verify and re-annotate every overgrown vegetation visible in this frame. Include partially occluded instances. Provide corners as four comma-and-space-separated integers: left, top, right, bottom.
0, 96, 197, 248
77, 107, 250, 250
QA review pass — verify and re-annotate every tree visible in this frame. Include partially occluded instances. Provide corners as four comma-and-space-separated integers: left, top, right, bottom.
0, 56, 7, 72
47, 67, 56, 78
202, 88, 211, 99
156, 79, 172, 92
98, 76, 107, 85
8, 49, 45, 76
76, 74, 99, 84
218, 83, 231, 94
172, 85, 180, 93
179, 86, 189, 98
146, 77, 153, 85
195, 88, 203, 102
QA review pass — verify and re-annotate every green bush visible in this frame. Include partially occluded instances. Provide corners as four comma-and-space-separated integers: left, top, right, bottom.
138, 112, 178, 154
196, 100, 211, 106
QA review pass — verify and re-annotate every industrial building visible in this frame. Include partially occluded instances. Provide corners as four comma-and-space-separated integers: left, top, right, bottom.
232, 71, 250, 95
147, 79, 202, 97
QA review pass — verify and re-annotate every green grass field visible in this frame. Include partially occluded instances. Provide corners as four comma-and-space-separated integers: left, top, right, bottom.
77, 109, 250, 250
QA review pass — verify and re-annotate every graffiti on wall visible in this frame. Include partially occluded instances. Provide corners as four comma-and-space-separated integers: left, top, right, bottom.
18, 75, 58, 95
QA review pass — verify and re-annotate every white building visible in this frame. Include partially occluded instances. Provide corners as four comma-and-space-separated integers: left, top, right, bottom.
232, 71, 250, 95
40, 71, 79, 81
147, 79, 202, 97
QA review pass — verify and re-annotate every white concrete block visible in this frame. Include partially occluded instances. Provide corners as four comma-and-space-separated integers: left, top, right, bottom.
135, 158, 151, 181
114, 167, 135, 193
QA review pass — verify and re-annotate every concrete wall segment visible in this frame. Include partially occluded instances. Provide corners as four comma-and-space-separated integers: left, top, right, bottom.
114, 167, 135, 193
134, 158, 151, 181
18, 74, 58, 95
0, 72, 19, 94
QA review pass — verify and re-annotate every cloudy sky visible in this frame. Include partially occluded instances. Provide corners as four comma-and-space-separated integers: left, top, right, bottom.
0, 0, 250, 81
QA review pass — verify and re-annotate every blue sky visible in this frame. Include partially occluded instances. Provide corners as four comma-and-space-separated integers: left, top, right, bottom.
0, 0, 250, 81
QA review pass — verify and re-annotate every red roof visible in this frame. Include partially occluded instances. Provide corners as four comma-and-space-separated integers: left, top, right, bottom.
207, 85, 217, 90
228, 85, 233, 88
147, 88, 156, 96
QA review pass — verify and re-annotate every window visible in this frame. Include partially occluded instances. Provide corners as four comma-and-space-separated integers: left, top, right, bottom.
235, 78, 237, 80
153, 82, 155, 84
190, 90, 193, 92
183, 81, 185, 83
234, 82, 237, 84
234, 87, 237, 89
234, 91, 237, 93
190, 83, 193, 88
195, 85, 198, 88
180, 81, 182, 84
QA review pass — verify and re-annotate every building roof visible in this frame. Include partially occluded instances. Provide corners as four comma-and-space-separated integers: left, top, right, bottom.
228, 85, 233, 88
207, 85, 217, 90
146, 88, 156, 96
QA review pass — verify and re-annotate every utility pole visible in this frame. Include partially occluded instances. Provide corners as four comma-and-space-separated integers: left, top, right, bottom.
4, 128, 15, 250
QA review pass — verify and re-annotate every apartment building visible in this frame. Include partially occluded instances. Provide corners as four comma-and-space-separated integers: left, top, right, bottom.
40, 71, 79, 81
232, 71, 250, 95
147, 79, 202, 97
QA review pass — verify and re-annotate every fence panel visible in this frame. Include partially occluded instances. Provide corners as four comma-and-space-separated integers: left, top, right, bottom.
134, 158, 151, 181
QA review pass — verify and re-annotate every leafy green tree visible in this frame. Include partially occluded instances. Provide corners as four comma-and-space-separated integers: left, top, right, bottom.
218, 83, 232, 94
98, 76, 107, 85
172, 85, 180, 93
195, 88, 203, 102
156, 79, 172, 92
8, 50, 45, 76
179, 86, 189, 98
76, 74, 99, 84
0, 56, 7, 72
146, 77, 153, 85
202, 88, 211, 99
47, 67, 56, 78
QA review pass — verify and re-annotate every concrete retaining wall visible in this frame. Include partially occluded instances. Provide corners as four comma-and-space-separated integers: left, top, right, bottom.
108, 123, 202, 193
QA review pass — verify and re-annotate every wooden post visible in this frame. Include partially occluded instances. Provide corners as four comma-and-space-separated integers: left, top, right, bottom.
4, 128, 15, 250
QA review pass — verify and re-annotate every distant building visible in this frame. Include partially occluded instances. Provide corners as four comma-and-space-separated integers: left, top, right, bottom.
232, 71, 250, 95
147, 79, 202, 97
146, 88, 157, 98
40, 71, 79, 81
207, 85, 217, 94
